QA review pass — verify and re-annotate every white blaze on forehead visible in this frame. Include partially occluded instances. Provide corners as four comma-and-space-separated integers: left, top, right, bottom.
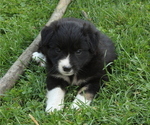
45, 87, 65, 112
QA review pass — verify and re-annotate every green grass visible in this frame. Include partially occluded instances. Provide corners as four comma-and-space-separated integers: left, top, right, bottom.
0, 0, 150, 124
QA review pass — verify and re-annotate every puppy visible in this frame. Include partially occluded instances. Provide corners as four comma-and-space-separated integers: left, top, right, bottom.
32, 18, 117, 112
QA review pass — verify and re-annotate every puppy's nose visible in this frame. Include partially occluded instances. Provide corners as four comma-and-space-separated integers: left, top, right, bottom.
63, 66, 72, 72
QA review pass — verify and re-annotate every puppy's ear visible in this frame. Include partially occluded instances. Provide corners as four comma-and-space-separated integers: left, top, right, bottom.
40, 21, 60, 46
39, 22, 60, 54
82, 23, 100, 55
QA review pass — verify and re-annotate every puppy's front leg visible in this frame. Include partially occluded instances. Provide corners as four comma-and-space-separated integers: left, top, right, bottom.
46, 76, 68, 113
71, 83, 100, 109
46, 87, 65, 113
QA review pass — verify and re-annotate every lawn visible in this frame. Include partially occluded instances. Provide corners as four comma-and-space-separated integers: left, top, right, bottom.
0, 0, 150, 124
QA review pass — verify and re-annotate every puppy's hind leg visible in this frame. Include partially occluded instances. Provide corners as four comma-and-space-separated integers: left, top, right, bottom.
32, 52, 46, 67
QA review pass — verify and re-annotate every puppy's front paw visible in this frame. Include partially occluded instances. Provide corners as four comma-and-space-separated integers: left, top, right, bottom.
45, 103, 64, 113
70, 102, 80, 109
71, 94, 92, 110
46, 87, 65, 113
32, 52, 46, 67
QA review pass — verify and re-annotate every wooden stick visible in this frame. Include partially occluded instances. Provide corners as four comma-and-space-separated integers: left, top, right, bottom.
81, 10, 92, 21
29, 114, 39, 125
0, 0, 71, 95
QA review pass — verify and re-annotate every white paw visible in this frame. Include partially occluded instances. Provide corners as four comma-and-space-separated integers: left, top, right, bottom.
32, 52, 46, 67
45, 103, 64, 113
46, 88, 65, 113
70, 102, 80, 109
71, 94, 91, 109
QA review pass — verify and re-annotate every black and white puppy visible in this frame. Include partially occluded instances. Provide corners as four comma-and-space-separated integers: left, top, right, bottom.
32, 18, 117, 112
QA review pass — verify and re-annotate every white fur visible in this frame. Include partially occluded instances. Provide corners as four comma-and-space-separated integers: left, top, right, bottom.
45, 87, 65, 112
71, 94, 92, 109
32, 52, 46, 67
58, 55, 74, 76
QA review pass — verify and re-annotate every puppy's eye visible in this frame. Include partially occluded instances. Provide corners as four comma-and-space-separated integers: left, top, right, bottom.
55, 48, 61, 53
75, 49, 82, 55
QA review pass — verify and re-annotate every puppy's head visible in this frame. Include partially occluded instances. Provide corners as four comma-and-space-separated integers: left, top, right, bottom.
40, 18, 100, 76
